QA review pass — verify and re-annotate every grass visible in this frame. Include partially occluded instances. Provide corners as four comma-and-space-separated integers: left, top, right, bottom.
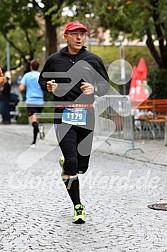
90, 45, 156, 69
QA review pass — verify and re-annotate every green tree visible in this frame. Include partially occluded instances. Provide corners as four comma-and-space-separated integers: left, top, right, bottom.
0, 0, 44, 72
92, 0, 167, 70
31, 0, 69, 58
0, 0, 76, 71
2, 0, 166, 73
69, 0, 167, 69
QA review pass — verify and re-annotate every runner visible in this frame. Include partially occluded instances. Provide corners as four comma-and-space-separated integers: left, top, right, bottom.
19, 60, 44, 148
39, 21, 110, 223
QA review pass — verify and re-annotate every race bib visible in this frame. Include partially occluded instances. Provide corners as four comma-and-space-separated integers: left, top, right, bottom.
62, 107, 87, 125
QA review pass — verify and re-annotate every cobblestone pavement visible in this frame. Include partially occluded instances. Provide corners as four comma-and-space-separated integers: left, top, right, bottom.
1, 124, 167, 252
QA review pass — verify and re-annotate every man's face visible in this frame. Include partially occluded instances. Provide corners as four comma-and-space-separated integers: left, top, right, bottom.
64, 28, 86, 55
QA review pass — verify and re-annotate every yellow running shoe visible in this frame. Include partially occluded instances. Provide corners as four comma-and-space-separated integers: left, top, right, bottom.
73, 204, 85, 224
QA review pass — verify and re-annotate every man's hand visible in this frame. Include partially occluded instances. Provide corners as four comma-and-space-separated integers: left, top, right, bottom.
80, 82, 95, 95
47, 80, 58, 93
0, 68, 5, 86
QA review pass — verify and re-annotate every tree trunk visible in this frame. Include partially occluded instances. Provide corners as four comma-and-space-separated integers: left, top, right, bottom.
146, 28, 165, 69
45, 15, 58, 59
148, 0, 167, 70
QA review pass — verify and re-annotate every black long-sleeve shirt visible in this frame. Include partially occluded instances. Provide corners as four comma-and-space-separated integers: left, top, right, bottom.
39, 46, 110, 105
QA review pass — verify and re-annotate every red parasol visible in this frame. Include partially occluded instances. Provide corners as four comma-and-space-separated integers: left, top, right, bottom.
137, 57, 148, 81
129, 58, 150, 106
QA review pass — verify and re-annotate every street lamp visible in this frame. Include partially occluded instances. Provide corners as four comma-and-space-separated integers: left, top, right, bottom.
6, 41, 11, 79
118, 33, 126, 95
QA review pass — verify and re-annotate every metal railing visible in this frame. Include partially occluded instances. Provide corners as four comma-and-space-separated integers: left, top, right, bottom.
94, 95, 143, 155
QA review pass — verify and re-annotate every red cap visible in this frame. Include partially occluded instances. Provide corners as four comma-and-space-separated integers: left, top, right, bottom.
64, 22, 87, 34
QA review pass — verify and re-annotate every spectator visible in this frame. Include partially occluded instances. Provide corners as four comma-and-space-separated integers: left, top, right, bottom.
0, 68, 4, 86
0, 76, 11, 124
